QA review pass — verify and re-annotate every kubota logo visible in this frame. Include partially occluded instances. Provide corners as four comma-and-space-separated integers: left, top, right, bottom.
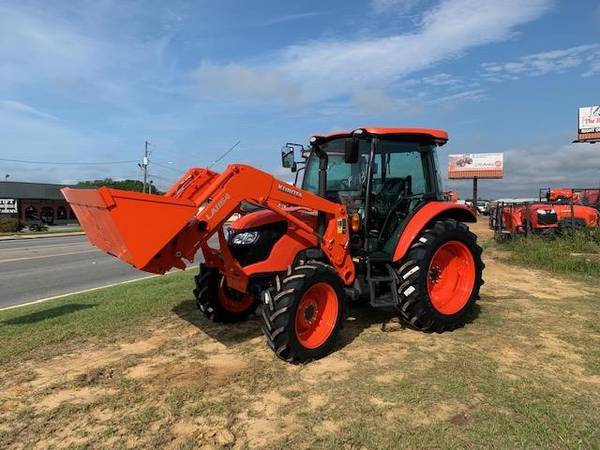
277, 184, 303, 198
206, 193, 231, 220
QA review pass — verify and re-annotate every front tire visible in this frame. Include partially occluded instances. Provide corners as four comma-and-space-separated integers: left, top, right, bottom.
395, 219, 484, 332
194, 264, 258, 323
261, 261, 344, 363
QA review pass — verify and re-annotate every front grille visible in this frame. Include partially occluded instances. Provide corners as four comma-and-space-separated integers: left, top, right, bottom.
537, 212, 557, 225
228, 221, 287, 267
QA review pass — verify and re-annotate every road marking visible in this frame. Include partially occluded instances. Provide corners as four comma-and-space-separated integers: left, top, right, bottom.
0, 272, 168, 311
0, 263, 196, 311
0, 250, 99, 264
0, 243, 87, 254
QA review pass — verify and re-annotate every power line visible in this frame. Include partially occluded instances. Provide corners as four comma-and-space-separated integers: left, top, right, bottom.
147, 173, 172, 181
152, 161, 185, 174
208, 140, 241, 169
0, 157, 137, 165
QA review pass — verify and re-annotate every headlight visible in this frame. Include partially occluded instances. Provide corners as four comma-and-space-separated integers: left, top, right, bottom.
231, 231, 259, 245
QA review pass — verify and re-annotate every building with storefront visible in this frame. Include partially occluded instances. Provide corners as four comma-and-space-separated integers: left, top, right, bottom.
0, 181, 78, 225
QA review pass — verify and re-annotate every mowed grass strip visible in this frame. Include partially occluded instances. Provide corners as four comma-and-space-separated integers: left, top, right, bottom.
498, 228, 600, 279
0, 271, 195, 363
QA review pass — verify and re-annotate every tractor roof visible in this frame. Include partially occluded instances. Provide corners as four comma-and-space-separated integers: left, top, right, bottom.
312, 127, 448, 145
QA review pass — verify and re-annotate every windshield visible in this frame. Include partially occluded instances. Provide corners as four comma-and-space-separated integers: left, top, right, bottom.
302, 139, 371, 193
301, 138, 436, 196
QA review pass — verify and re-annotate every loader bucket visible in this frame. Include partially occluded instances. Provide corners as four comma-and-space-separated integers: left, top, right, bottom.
62, 187, 198, 273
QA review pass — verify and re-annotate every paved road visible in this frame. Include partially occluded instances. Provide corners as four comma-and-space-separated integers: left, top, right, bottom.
0, 235, 210, 309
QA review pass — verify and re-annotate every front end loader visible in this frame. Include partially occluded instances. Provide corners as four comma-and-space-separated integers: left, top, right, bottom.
63, 127, 484, 362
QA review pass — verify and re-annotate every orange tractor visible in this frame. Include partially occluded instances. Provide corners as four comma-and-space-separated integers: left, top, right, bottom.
491, 201, 599, 238
542, 187, 600, 212
63, 127, 484, 362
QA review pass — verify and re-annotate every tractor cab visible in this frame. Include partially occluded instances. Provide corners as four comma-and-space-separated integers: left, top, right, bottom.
290, 128, 448, 259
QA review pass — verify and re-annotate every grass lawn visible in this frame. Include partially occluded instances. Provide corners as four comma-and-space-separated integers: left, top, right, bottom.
495, 228, 600, 280
0, 250, 598, 449
0, 271, 194, 364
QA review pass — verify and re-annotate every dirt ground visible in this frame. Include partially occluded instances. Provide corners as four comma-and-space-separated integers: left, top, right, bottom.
1, 220, 599, 449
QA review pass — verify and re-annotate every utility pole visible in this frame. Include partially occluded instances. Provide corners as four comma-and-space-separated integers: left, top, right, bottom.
141, 141, 150, 194
472, 176, 478, 214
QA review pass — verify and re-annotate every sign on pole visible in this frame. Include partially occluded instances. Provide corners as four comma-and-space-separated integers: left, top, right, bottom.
576, 106, 600, 143
0, 198, 18, 214
448, 153, 504, 179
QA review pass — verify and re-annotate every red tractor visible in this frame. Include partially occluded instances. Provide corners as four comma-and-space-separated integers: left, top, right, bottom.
491, 201, 599, 238
63, 127, 484, 362
542, 187, 600, 212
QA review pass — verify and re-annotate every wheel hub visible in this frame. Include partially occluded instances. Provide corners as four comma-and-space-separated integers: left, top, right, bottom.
303, 303, 316, 322
429, 265, 442, 284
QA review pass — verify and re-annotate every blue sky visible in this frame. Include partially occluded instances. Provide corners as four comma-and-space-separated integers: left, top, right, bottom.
1, 0, 599, 198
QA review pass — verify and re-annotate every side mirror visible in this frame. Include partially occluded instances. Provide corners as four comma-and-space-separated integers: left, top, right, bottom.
344, 138, 359, 164
281, 148, 295, 169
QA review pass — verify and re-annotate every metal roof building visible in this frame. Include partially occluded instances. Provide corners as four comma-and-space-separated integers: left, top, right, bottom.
0, 181, 74, 200
0, 181, 78, 224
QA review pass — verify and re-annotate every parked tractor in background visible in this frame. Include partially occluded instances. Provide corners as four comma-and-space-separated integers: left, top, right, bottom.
541, 187, 600, 212
491, 200, 600, 239
63, 127, 484, 362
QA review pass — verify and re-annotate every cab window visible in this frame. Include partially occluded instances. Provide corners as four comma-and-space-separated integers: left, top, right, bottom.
372, 140, 431, 197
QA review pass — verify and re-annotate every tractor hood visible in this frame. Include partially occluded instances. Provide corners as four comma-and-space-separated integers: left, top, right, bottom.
230, 208, 317, 231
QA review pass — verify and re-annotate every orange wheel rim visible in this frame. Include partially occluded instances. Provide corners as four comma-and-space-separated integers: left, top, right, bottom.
218, 287, 254, 313
427, 241, 475, 315
295, 282, 338, 349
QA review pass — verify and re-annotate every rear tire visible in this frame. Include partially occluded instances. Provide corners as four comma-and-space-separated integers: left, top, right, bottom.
261, 261, 344, 363
194, 264, 257, 323
395, 219, 484, 332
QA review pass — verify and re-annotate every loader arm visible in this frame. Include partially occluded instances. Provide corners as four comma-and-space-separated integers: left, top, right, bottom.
62, 164, 355, 293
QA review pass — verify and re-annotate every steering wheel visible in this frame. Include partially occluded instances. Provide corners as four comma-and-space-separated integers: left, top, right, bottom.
378, 193, 424, 241
339, 177, 353, 190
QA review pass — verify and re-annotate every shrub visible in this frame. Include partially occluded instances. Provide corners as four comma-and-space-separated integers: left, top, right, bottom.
0, 216, 24, 233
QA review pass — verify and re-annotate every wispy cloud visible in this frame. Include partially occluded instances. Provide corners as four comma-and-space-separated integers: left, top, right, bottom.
421, 73, 464, 87
0, 100, 58, 120
258, 11, 328, 26
190, 62, 299, 103
0, 3, 104, 88
371, 0, 423, 15
192, 0, 552, 105
481, 44, 600, 81
429, 88, 485, 104
0, 1, 184, 107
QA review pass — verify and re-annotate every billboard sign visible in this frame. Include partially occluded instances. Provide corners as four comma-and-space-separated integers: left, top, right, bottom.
0, 198, 18, 214
577, 106, 600, 142
448, 153, 503, 179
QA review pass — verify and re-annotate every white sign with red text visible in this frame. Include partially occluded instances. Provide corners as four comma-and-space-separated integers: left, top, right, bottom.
579, 106, 600, 132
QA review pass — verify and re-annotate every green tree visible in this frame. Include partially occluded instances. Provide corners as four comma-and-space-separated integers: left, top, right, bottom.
76, 179, 162, 194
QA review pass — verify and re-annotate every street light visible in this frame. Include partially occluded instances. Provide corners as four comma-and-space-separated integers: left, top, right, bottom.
4, 174, 9, 181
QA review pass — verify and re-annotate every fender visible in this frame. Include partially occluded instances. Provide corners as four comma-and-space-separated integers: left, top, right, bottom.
392, 202, 476, 262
